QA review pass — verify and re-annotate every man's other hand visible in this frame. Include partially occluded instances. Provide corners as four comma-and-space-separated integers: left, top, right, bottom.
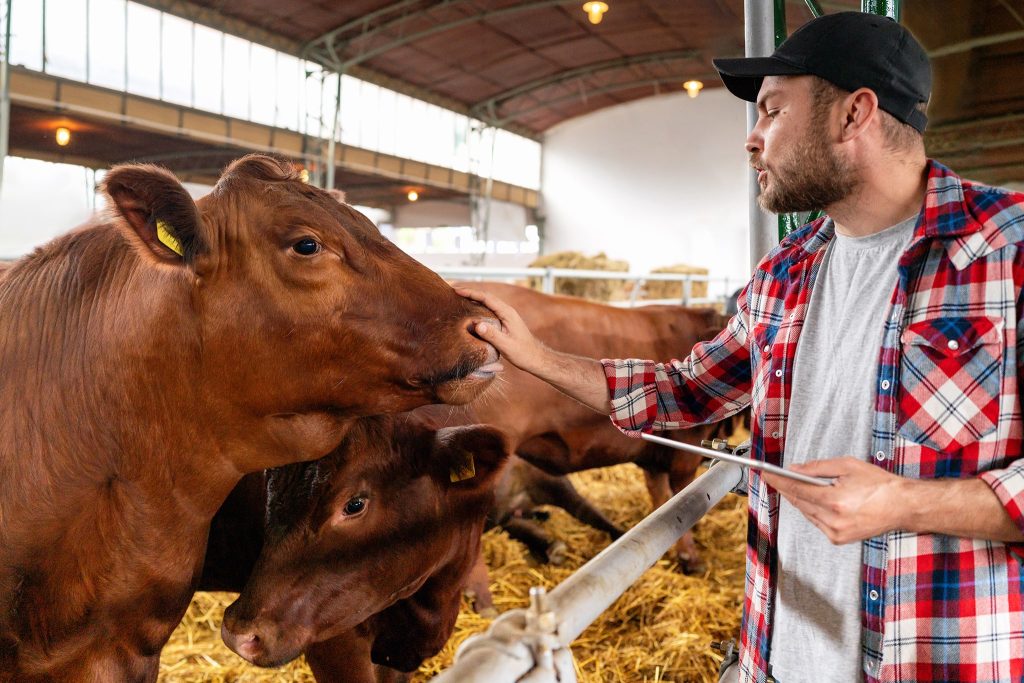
762, 457, 903, 545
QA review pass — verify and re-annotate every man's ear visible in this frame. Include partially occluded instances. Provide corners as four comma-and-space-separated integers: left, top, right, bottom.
433, 425, 510, 488
102, 163, 206, 263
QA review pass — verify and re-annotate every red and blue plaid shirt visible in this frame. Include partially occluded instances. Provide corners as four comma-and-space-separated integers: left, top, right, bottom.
602, 161, 1024, 682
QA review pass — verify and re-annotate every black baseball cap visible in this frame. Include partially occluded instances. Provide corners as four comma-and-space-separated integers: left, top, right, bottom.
713, 12, 931, 132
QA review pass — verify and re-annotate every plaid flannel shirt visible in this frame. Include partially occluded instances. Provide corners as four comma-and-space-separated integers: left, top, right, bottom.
602, 161, 1024, 682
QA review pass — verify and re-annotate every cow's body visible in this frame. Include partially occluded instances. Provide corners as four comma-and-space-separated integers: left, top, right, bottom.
205, 414, 508, 682
0, 157, 498, 681
419, 282, 728, 585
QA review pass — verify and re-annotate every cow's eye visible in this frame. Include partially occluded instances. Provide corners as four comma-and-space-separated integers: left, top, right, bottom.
342, 496, 367, 516
292, 238, 321, 256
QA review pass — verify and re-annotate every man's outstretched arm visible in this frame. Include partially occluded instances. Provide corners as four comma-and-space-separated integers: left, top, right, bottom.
458, 287, 612, 414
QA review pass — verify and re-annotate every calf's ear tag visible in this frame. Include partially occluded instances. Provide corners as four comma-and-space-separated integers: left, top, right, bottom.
449, 450, 476, 482
156, 219, 184, 256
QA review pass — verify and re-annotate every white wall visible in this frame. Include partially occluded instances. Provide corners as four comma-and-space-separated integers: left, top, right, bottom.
541, 88, 750, 285
0, 157, 99, 258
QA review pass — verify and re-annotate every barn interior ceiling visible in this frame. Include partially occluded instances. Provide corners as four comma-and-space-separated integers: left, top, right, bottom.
9, 0, 1024, 203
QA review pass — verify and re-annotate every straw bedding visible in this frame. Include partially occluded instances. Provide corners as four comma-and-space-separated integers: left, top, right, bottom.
159, 463, 746, 682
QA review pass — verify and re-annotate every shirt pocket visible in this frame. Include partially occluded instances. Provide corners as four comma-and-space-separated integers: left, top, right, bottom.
750, 323, 779, 418
897, 316, 1004, 452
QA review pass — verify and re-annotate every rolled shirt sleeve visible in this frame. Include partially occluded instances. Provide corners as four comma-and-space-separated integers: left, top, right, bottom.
601, 303, 754, 436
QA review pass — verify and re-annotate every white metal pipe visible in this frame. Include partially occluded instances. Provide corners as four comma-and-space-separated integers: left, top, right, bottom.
545, 462, 743, 645
0, 0, 12, 196
744, 0, 778, 270
430, 461, 742, 682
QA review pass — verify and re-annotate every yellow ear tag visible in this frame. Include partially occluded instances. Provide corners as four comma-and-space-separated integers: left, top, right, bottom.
156, 219, 183, 256
449, 451, 476, 482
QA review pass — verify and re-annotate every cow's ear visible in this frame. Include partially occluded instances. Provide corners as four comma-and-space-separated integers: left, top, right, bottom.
433, 425, 509, 488
102, 164, 206, 264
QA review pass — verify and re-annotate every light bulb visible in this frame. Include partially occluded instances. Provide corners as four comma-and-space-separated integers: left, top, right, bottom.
582, 1, 608, 25
55, 127, 71, 146
407, 190, 419, 202
683, 80, 704, 98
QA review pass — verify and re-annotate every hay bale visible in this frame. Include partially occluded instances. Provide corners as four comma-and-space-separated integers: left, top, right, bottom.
642, 264, 709, 301
160, 462, 745, 682
527, 251, 630, 302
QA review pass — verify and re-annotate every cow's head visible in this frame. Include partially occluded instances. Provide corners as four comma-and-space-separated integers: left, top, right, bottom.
101, 157, 500, 461
220, 415, 508, 668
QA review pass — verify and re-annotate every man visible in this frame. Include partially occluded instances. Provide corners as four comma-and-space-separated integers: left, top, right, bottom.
459, 11, 1024, 683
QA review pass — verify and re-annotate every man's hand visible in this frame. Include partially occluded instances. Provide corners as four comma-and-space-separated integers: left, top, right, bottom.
762, 457, 904, 545
456, 287, 548, 374
455, 286, 612, 415
765, 457, 1024, 545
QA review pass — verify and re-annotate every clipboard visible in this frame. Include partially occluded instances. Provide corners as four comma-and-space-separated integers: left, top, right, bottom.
640, 433, 835, 487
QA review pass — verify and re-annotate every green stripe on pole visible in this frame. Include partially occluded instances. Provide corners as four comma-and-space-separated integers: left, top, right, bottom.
861, 0, 900, 21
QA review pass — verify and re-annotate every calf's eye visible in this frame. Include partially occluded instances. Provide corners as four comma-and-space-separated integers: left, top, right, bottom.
342, 497, 367, 516
292, 238, 321, 256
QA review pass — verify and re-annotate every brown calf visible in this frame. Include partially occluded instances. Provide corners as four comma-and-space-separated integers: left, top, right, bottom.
205, 414, 508, 682
0, 156, 498, 682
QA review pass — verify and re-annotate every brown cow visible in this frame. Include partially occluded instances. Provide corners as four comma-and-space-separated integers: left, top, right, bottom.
0, 156, 499, 682
421, 283, 729, 581
205, 413, 509, 682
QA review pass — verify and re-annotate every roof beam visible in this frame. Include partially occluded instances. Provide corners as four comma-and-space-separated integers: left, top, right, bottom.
469, 50, 701, 122
492, 73, 718, 127
303, 0, 577, 71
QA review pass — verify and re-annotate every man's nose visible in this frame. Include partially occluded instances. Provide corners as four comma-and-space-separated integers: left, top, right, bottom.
745, 128, 763, 156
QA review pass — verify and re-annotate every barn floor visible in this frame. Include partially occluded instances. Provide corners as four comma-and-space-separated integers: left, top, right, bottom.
158, 462, 746, 682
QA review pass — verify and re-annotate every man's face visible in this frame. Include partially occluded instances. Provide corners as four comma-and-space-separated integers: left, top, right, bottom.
747, 75, 859, 214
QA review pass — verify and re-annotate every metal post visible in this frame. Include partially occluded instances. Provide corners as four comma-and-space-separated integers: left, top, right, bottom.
744, 0, 777, 270
0, 0, 11, 197
325, 70, 342, 190
861, 0, 900, 20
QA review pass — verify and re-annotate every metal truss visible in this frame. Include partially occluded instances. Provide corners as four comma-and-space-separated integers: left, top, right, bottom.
302, 0, 577, 71
486, 73, 718, 127
468, 50, 701, 123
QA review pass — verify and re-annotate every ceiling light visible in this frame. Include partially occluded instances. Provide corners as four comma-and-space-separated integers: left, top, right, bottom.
683, 80, 704, 98
55, 127, 71, 146
407, 190, 419, 202
582, 1, 608, 25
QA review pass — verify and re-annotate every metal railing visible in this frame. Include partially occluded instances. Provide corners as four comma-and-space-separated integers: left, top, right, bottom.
434, 266, 735, 307
430, 460, 744, 683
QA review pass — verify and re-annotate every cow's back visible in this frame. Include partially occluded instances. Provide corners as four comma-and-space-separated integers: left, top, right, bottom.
451, 282, 725, 443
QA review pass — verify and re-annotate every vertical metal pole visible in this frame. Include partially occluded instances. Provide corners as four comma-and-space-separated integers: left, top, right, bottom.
85, 0, 91, 83
0, 0, 12, 197
744, 0, 777, 270
861, 0, 900, 20
325, 70, 342, 190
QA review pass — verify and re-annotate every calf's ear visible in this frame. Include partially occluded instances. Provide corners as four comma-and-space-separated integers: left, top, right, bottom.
102, 164, 206, 264
433, 425, 510, 488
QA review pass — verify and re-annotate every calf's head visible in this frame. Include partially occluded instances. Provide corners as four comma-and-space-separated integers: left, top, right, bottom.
221, 416, 508, 667
102, 156, 500, 444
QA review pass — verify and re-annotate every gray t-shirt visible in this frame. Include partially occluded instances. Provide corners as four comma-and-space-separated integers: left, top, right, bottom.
768, 215, 917, 683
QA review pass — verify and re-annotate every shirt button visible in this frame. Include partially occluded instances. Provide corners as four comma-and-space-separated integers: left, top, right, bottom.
947, 339, 959, 351
772, 431, 780, 438
875, 450, 886, 461
881, 380, 891, 390
763, 345, 770, 353
869, 589, 879, 601
774, 369, 783, 378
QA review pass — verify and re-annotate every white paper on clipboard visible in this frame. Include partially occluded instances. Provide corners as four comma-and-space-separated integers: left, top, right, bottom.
640, 433, 834, 487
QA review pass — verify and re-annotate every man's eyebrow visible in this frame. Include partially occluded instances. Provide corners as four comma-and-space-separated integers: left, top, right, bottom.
757, 88, 783, 109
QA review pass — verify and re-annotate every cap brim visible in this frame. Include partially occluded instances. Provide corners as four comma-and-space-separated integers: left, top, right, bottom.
713, 56, 807, 102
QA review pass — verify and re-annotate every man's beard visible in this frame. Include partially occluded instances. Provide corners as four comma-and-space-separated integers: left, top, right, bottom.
756, 117, 858, 214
